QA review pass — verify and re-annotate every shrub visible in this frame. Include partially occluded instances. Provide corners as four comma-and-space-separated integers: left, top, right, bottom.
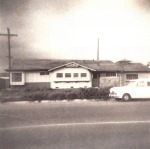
79, 87, 111, 100
0, 87, 111, 103
22, 91, 49, 102
67, 93, 78, 100
49, 93, 67, 101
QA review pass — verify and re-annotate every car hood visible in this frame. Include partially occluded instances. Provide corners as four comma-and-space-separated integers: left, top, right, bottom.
110, 86, 130, 92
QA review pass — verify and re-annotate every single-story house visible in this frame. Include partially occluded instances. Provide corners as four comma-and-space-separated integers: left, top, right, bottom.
6, 59, 150, 89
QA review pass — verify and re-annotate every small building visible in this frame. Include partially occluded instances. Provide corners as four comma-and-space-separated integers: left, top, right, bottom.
117, 59, 150, 86
0, 73, 9, 90
6, 59, 150, 89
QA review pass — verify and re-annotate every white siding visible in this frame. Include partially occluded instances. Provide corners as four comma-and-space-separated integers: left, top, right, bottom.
25, 72, 50, 83
50, 67, 92, 89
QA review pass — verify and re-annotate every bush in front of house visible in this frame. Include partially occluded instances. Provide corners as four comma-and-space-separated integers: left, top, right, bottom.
22, 90, 49, 102
49, 92, 67, 101
79, 87, 111, 100
0, 87, 111, 102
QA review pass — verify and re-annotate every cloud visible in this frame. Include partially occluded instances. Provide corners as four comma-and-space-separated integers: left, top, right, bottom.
1, 0, 150, 72
136, 0, 150, 9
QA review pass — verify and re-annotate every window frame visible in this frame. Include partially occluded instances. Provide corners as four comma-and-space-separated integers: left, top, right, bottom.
106, 72, 117, 77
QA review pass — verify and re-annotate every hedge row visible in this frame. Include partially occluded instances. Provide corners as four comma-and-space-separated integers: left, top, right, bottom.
21, 87, 111, 102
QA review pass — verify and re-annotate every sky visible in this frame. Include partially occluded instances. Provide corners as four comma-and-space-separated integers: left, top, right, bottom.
0, 0, 150, 72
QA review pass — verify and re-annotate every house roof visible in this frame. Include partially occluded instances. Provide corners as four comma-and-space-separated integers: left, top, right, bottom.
6, 59, 150, 73
117, 62, 150, 72
7, 59, 122, 72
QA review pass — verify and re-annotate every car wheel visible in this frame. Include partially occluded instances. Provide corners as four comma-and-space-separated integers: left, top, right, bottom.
115, 98, 122, 101
122, 93, 131, 102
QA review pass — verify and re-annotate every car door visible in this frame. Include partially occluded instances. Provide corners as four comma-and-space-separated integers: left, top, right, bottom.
134, 81, 146, 98
144, 81, 150, 98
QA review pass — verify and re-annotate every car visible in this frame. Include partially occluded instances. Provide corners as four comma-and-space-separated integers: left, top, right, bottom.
109, 79, 150, 101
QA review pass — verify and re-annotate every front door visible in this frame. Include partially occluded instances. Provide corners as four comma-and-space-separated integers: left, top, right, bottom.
92, 73, 100, 87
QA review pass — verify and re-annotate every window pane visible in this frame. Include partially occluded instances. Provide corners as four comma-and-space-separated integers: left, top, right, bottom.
40, 72, 45, 75
40, 72, 49, 75
65, 73, 71, 78
56, 73, 63, 78
73, 73, 78, 77
81, 73, 87, 77
106, 72, 116, 77
12, 73, 22, 82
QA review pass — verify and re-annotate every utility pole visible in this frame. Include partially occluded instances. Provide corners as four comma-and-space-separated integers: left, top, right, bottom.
97, 38, 99, 61
0, 28, 18, 70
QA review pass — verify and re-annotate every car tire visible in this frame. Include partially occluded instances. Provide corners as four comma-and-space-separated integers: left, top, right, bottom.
122, 93, 131, 102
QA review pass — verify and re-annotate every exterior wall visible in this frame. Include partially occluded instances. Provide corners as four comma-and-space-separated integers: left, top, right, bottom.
100, 72, 150, 87
25, 82, 50, 88
10, 71, 25, 85
10, 70, 150, 88
49, 67, 92, 89
122, 72, 150, 86
25, 72, 50, 83
100, 73, 120, 87
10, 71, 50, 87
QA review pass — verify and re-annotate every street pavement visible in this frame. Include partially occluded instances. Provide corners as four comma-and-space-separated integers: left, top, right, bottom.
0, 100, 150, 149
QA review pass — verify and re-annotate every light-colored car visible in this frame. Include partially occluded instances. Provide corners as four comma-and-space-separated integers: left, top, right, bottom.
109, 79, 150, 101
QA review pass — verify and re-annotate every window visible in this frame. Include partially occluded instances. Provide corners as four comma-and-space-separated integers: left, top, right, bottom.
147, 82, 150, 86
106, 72, 117, 77
126, 74, 138, 80
56, 73, 63, 78
81, 73, 87, 77
65, 73, 71, 78
40, 72, 49, 75
12, 73, 22, 82
73, 73, 78, 78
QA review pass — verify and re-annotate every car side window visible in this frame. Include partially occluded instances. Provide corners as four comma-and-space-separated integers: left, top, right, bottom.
137, 81, 145, 87
147, 82, 150, 87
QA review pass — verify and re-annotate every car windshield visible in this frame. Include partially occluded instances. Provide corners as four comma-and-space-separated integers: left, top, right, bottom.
126, 81, 136, 86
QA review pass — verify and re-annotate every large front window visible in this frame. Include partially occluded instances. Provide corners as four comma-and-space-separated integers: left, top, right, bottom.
12, 73, 22, 82
126, 74, 138, 80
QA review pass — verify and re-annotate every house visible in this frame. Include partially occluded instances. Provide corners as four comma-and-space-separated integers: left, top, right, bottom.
6, 59, 150, 89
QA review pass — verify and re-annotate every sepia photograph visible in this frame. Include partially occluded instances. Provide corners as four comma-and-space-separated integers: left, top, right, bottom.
0, 0, 150, 148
